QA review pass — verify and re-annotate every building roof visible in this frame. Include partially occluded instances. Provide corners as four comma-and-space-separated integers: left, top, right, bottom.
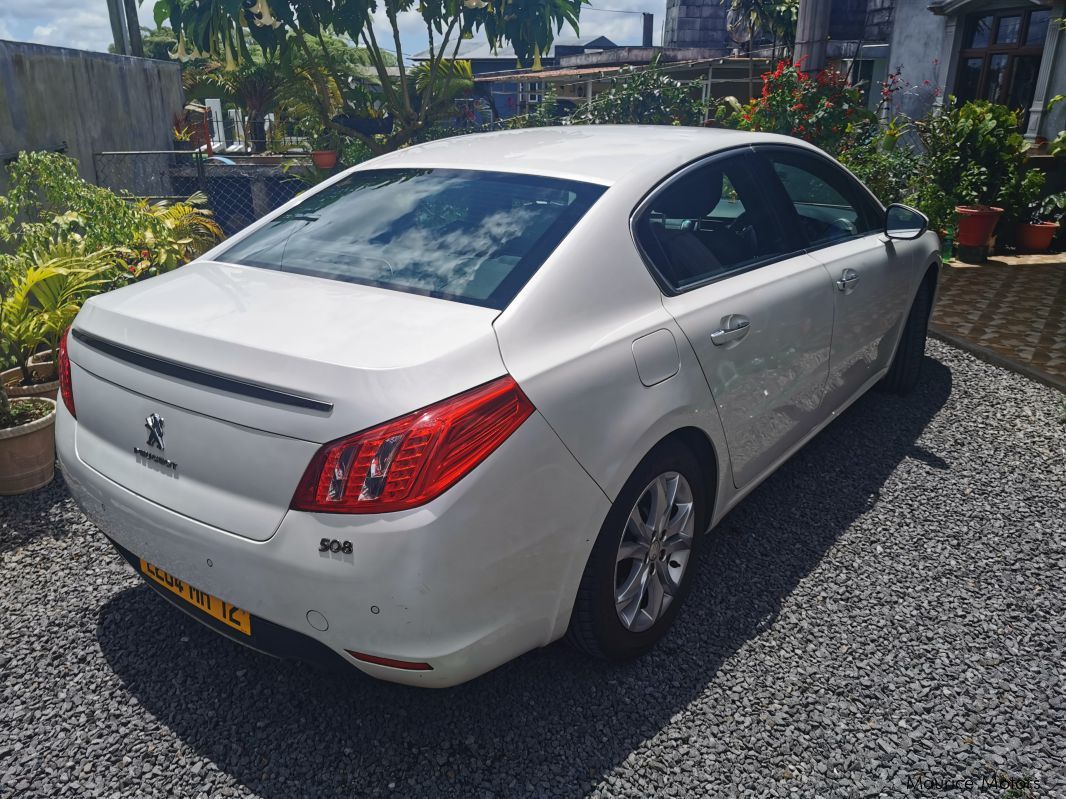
356, 125, 816, 186
473, 54, 770, 83
411, 36, 616, 62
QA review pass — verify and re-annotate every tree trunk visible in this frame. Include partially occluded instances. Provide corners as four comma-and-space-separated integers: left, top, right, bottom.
247, 112, 267, 153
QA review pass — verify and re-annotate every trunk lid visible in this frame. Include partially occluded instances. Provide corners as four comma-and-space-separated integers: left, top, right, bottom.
69, 261, 505, 540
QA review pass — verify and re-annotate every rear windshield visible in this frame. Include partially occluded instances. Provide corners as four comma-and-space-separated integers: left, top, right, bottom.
218, 168, 605, 309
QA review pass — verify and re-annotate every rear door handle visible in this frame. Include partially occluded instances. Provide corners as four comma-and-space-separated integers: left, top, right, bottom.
835, 269, 860, 293
711, 317, 751, 346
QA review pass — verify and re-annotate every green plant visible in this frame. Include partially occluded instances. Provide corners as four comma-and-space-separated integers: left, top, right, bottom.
1, 152, 222, 280
911, 99, 1029, 233
568, 60, 707, 126
0, 244, 114, 393
1034, 192, 1066, 224
157, 0, 585, 155
1000, 168, 1046, 224
312, 127, 341, 152
718, 59, 872, 154
838, 120, 921, 205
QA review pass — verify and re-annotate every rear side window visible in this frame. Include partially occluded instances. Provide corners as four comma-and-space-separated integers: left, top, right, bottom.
634, 154, 793, 291
762, 150, 881, 247
218, 168, 605, 309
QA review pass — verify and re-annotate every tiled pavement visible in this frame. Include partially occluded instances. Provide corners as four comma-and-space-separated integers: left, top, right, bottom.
930, 252, 1066, 392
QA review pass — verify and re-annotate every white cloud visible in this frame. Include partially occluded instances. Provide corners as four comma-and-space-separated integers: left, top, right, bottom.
1, 0, 113, 52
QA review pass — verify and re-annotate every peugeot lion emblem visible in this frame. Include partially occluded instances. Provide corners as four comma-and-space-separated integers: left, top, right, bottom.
145, 414, 165, 450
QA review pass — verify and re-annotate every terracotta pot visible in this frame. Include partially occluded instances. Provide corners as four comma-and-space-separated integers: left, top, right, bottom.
311, 150, 338, 169
1016, 222, 1060, 253
2, 366, 59, 400
0, 398, 56, 495
955, 206, 1003, 247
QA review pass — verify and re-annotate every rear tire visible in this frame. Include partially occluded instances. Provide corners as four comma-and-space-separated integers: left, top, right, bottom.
567, 444, 707, 661
880, 276, 934, 395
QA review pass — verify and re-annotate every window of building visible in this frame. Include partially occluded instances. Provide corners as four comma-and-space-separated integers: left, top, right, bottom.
955, 8, 1051, 127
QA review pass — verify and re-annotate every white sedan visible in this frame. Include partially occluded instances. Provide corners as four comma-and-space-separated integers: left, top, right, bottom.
56, 126, 939, 687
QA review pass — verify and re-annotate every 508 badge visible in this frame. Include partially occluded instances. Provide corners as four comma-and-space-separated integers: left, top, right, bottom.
319, 539, 353, 554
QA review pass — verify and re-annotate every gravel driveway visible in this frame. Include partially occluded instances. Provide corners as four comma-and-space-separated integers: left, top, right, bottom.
2, 339, 1064, 799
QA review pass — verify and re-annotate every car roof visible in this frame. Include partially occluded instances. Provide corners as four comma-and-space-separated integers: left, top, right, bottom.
363, 125, 820, 187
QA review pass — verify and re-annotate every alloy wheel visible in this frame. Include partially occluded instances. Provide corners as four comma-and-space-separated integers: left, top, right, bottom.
613, 471, 695, 633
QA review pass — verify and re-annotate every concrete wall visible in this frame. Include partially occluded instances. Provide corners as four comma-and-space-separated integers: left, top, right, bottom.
0, 40, 183, 192
886, 0, 948, 121
663, 0, 731, 53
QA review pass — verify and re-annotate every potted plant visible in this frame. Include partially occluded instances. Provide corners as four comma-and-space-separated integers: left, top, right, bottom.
0, 244, 111, 401
914, 101, 1027, 252
0, 268, 60, 495
953, 164, 1003, 248
311, 128, 340, 170
1018, 192, 1065, 253
173, 125, 195, 151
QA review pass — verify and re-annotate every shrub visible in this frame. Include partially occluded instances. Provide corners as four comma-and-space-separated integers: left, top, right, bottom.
568, 61, 707, 126
838, 120, 922, 205
0, 152, 222, 282
718, 60, 873, 155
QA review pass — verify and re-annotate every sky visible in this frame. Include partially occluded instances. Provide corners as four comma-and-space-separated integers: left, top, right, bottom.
0, 0, 668, 61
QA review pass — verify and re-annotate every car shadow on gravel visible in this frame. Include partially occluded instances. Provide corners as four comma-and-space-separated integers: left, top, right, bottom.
95, 358, 953, 798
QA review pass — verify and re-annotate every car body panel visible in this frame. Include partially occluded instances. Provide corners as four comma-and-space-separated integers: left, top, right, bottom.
661, 252, 835, 489
71, 261, 505, 444
491, 181, 734, 513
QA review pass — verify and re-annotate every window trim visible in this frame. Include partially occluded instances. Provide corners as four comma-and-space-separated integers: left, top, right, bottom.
628, 145, 810, 296
954, 7, 1049, 110
750, 144, 886, 256
215, 167, 606, 311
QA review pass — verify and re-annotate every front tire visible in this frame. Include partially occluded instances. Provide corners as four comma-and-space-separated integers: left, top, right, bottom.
567, 445, 707, 661
880, 276, 935, 395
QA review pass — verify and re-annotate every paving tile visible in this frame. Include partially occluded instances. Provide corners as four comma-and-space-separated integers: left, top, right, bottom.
930, 253, 1066, 389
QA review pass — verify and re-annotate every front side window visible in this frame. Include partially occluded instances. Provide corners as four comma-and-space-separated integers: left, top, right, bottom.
634, 154, 793, 291
763, 150, 880, 248
219, 168, 605, 309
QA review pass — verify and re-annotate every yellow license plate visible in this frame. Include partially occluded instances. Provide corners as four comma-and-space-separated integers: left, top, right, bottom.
139, 559, 252, 636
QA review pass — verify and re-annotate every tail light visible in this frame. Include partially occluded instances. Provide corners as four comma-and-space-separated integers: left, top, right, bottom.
291, 375, 534, 514
57, 326, 76, 418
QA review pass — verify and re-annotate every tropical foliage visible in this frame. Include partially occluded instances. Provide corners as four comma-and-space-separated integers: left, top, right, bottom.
0, 245, 116, 386
0, 152, 223, 397
155, 0, 586, 153
0, 152, 222, 281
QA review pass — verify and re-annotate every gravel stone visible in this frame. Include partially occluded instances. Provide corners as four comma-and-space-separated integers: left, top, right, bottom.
1, 340, 1064, 797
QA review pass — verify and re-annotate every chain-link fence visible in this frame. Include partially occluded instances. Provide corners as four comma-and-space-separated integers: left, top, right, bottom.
93, 150, 305, 236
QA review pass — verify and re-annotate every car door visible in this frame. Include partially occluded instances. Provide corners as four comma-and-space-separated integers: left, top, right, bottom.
753, 146, 913, 407
635, 150, 836, 490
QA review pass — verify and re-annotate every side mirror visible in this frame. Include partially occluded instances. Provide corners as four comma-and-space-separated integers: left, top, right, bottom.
884, 203, 928, 240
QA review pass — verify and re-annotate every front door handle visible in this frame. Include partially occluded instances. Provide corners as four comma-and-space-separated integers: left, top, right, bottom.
711, 317, 751, 346
835, 269, 860, 294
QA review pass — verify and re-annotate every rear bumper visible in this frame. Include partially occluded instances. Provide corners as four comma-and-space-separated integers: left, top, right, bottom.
57, 403, 610, 687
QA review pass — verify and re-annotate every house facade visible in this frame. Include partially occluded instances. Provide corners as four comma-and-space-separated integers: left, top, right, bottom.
662, 0, 1065, 143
